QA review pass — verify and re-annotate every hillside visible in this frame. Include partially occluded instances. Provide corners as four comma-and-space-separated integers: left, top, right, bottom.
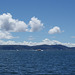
0, 44, 74, 50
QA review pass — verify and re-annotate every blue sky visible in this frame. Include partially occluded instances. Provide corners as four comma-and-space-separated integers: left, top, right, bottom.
0, 0, 75, 46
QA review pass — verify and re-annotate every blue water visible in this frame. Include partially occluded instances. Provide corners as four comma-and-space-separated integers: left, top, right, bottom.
0, 50, 75, 75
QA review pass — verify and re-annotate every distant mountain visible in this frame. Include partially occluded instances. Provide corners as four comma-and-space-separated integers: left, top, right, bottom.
0, 45, 74, 50
0, 45, 30, 50
31, 44, 69, 50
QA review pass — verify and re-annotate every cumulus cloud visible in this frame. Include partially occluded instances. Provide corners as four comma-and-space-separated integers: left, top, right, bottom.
0, 38, 75, 47
0, 13, 44, 39
0, 13, 44, 33
38, 38, 61, 45
29, 17, 44, 32
0, 31, 15, 39
0, 13, 28, 32
48, 26, 61, 34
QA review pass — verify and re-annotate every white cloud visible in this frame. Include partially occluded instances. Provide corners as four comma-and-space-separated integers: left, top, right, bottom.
0, 38, 75, 47
38, 38, 62, 45
0, 13, 45, 39
29, 17, 44, 32
48, 26, 61, 34
0, 31, 15, 39
0, 13, 28, 32
0, 13, 44, 33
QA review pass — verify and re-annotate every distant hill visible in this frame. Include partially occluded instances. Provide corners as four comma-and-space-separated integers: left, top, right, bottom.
0, 44, 75, 50
0, 45, 30, 50
31, 44, 69, 50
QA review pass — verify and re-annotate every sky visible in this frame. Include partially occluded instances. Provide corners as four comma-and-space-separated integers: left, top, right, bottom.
0, 0, 75, 47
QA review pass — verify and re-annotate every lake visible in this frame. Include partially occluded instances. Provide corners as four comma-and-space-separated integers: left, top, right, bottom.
0, 50, 75, 75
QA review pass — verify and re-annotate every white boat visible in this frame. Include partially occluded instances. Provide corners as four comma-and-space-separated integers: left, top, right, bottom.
16, 49, 19, 51
36, 49, 43, 51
